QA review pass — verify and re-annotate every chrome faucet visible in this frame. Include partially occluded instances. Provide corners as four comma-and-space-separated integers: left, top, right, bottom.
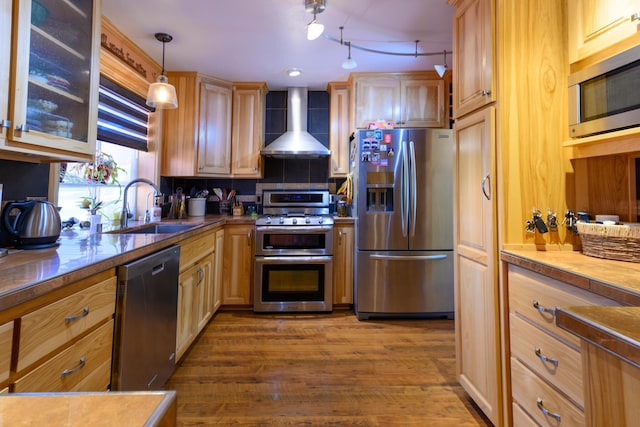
120, 178, 161, 228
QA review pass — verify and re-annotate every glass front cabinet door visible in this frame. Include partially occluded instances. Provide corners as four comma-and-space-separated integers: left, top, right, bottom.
8, 0, 100, 160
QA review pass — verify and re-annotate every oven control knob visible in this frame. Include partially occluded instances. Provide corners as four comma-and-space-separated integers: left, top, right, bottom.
279, 216, 285, 224
292, 218, 298, 224
305, 217, 311, 224
318, 217, 324, 224
266, 216, 272, 224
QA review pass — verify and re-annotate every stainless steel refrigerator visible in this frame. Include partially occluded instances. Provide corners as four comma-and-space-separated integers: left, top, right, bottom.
354, 128, 454, 320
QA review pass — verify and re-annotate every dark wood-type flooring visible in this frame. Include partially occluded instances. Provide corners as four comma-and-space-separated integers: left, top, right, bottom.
166, 310, 492, 426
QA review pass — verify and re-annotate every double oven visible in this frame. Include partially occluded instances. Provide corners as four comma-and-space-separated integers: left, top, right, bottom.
254, 188, 334, 312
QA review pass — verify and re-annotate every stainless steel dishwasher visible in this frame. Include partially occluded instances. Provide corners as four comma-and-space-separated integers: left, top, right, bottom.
112, 245, 180, 390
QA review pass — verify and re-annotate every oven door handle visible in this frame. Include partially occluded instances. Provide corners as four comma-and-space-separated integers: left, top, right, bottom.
370, 254, 448, 261
255, 226, 334, 233
255, 256, 333, 264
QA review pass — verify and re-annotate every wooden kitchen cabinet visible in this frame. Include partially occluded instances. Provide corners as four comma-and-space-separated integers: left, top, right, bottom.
568, 0, 640, 64
231, 82, 266, 178
0, 321, 13, 387
222, 224, 254, 306
327, 82, 351, 178
453, 106, 500, 425
7, 269, 116, 393
162, 72, 232, 176
506, 264, 618, 426
451, 0, 495, 119
176, 227, 219, 361
0, 0, 101, 162
350, 72, 447, 128
212, 228, 224, 312
332, 222, 354, 305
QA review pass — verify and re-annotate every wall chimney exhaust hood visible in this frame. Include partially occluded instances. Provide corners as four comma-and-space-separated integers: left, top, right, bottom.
260, 87, 331, 158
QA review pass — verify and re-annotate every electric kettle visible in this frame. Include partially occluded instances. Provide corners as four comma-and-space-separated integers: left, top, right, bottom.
1, 200, 61, 249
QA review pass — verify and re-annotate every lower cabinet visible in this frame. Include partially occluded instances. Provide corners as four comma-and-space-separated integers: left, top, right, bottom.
333, 222, 354, 305
212, 228, 224, 312
175, 227, 221, 361
0, 321, 13, 387
4, 269, 117, 392
506, 263, 618, 425
222, 224, 254, 306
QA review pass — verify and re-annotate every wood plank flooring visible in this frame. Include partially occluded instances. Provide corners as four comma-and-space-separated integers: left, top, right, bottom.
165, 310, 492, 426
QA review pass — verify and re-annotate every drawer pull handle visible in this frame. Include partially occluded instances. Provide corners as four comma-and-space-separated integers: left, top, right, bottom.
532, 300, 556, 316
536, 397, 561, 422
535, 347, 559, 367
65, 306, 90, 324
60, 357, 86, 378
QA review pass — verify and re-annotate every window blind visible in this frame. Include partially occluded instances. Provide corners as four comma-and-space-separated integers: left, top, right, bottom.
97, 76, 153, 152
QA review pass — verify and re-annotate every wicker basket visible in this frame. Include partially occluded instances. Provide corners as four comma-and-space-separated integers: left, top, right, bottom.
576, 222, 640, 263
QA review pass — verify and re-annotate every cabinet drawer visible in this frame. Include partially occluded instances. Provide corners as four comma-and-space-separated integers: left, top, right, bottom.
511, 357, 585, 426
14, 319, 113, 392
510, 313, 583, 407
0, 321, 12, 384
512, 402, 539, 427
17, 275, 116, 372
508, 264, 617, 346
180, 230, 216, 271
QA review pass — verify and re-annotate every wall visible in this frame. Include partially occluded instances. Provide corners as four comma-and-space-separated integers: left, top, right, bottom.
161, 89, 338, 213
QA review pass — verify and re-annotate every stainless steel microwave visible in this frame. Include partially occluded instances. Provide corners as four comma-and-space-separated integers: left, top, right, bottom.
569, 44, 640, 138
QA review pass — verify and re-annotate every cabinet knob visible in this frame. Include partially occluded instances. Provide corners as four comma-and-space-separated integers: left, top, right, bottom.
0, 119, 11, 129
632, 11, 640, 21
481, 89, 492, 97
15, 124, 29, 132
536, 398, 561, 422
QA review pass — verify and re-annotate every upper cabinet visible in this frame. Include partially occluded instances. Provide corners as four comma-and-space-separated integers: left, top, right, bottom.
568, 0, 640, 64
452, 0, 495, 119
231, 82, 266, 178
162, 72, 232, 177
350, 72, 447, 128
0, 0, 101, 162
327, 82, 350, 178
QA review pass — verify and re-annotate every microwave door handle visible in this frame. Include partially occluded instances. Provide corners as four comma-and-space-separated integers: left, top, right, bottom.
409, 140, 417, 237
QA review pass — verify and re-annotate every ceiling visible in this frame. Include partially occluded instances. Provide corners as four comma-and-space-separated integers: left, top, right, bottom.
101, 0, 454, 90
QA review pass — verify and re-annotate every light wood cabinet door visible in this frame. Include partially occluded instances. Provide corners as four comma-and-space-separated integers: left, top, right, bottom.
176, 253, 213, 361
328, 82, 351, 177
453, 106, 499, 425
212, 228, 225, 313
198, 80, 232, 175
14, 320, 113, 393
4, 0, 100, 161
0, 321, 12, 386
231, 83, 266, 178
568, 0, 640, 64
333, 223, 354, 305
162, 72, 232, 176
353, 76, 401, 128
452, 0, 494, 118
222, 224, 254, 306
400, 79, 446, 127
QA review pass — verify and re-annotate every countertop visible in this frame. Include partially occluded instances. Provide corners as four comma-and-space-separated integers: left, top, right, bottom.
0, 215, 253, 312
0, 391, 176, 426
502, 248, 640, 368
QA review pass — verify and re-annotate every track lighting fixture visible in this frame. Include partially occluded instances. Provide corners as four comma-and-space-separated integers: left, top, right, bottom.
339, 28, 357, 69
305, 0, 326, 41
434, 50, 448, 78
146, 32, 178, 109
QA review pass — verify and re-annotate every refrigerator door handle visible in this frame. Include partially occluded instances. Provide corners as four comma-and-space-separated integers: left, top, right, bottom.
370, 254, 448, 261
409, 140, 417, 237
401, 140, 409, 237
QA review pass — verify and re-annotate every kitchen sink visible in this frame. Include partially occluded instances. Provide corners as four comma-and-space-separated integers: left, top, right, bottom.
121, 224, 199, 234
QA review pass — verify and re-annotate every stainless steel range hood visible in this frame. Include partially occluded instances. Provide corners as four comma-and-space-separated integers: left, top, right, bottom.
260, 87, 331, 158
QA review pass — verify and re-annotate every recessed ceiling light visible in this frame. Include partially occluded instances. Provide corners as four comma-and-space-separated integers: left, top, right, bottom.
287, 68, 302, 77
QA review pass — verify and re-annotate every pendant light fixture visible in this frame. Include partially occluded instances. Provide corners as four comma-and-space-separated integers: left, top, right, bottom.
146, 32, 178, 109
305, 0, 326, 41
434, 50, 448, 78
340, 27, 357, 70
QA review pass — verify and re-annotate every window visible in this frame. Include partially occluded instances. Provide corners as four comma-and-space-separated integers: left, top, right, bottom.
57, 76, 152, 227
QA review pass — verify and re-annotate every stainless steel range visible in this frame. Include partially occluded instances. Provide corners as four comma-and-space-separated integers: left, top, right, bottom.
254, 188, 334, 312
